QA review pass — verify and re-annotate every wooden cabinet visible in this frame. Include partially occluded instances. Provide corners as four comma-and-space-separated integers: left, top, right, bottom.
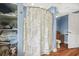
56, 31, 60, 40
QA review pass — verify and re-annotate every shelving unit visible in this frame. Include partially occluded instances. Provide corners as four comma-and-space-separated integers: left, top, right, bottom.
0, 4, 17, 56
0, 41, 10, 45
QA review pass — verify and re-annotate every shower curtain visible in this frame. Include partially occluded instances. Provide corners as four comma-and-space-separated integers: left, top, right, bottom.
24, 7, 53, 56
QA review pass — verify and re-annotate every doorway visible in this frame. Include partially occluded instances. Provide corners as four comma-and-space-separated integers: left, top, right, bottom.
56, 15, 68, 50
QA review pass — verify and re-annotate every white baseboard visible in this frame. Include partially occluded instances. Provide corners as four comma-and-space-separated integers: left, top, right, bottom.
52, 48, 57, 52
41, 49, 50, 55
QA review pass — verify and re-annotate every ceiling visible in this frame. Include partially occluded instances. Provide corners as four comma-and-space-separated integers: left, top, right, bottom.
24, 3, 79, 17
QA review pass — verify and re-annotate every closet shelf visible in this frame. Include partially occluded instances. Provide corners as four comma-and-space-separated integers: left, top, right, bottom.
0, 29, 17, 31
0, 41, 10, 45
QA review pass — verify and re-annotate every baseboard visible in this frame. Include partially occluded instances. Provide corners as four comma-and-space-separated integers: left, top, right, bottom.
52, 48, 57, 52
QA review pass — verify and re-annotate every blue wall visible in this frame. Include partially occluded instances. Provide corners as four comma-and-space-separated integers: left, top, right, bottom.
57, 15, 68, 43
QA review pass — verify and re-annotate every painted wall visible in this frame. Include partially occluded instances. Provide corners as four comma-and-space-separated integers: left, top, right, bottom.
57, 15, 68, 43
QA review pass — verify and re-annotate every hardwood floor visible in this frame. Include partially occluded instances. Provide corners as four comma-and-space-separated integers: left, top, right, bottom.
48, 48, 79, 56
42, 43, 79, 56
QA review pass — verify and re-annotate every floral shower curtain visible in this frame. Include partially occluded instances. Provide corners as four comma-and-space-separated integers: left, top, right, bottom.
24, 7, 53, 56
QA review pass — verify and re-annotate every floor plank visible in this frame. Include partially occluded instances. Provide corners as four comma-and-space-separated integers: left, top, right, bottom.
48, 48, 79, 56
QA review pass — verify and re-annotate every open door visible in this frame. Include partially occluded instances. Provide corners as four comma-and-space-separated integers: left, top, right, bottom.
24, 7, 53, 56
68, 13, 79, 48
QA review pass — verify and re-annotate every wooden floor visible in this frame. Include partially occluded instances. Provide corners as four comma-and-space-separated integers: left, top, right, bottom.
42, 44, 79, 56
48, 48, 79, 56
